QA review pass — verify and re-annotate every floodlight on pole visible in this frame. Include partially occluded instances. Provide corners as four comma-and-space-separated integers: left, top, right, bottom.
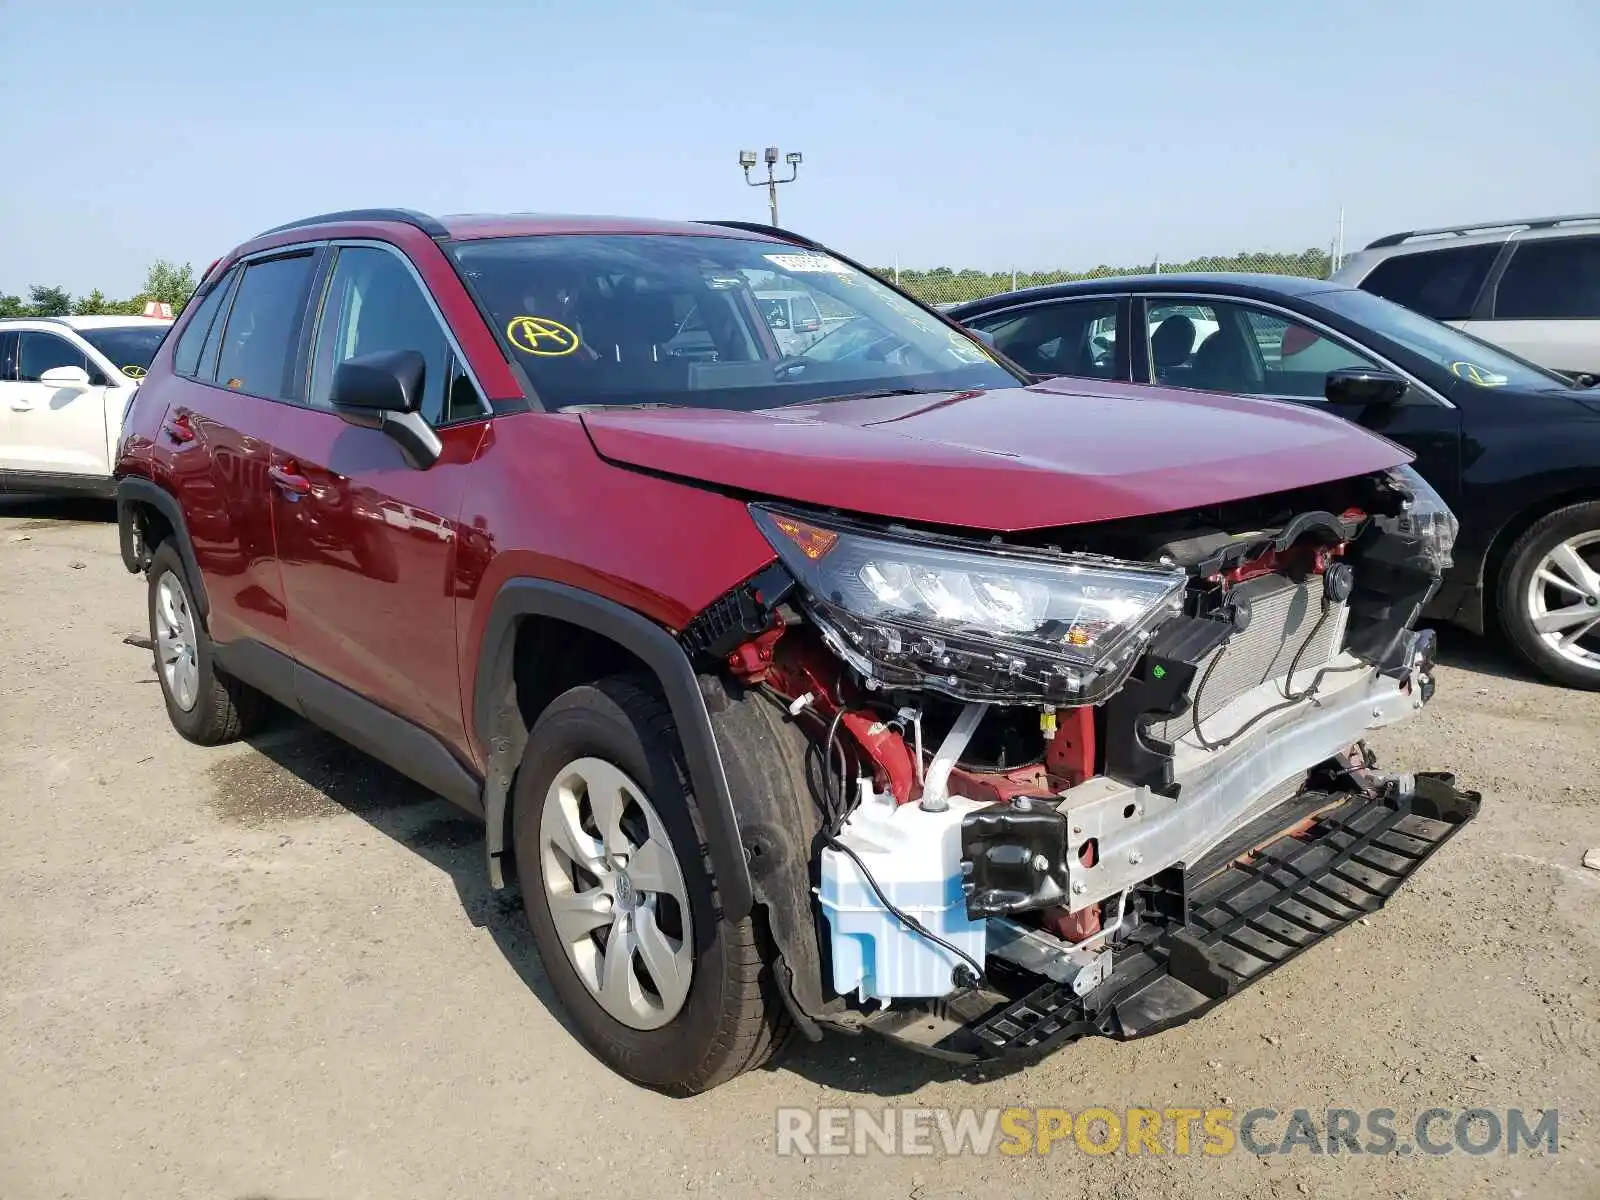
740, 144, 803, 227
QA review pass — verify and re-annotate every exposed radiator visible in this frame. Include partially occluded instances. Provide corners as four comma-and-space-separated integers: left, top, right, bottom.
1149, 574, 1348, 746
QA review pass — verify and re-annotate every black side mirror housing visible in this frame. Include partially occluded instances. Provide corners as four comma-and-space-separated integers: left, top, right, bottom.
328, 350, 440, 470
330, 349, 426, 414
1325, 367, 1408, 407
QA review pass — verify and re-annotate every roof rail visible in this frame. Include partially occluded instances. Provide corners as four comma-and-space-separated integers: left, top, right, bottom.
255, 207, 450, 240
698, 219, 824, 249
1366, 213, 1600, 249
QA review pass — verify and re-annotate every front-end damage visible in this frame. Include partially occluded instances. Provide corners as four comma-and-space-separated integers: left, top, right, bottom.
680, 464, 1479, 1062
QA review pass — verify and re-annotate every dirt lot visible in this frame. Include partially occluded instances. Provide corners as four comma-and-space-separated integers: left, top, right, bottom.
2, 497, 1597, 1200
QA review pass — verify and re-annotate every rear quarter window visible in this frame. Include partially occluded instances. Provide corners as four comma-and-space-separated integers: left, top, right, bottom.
172, 273, 234, 377
1359, 243, 1500, 321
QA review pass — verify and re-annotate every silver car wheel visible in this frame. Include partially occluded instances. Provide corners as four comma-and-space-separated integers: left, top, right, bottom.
539, 756, 694, 1030
154, 570, 201, 712
1525, 531, 1600, 672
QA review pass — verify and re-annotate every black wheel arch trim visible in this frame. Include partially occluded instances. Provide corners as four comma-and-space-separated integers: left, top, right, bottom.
115, 475, 210, 618
472, 578, 754, 919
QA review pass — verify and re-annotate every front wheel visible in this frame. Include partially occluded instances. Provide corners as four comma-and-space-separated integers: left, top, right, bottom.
1498, 502, 1600, 690
512, 674, 791, 1094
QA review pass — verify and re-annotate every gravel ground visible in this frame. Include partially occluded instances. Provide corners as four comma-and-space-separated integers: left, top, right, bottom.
2, 497, 1597, 1200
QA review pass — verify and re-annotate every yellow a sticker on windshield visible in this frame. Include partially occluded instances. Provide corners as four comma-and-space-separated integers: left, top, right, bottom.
507, 315, 580, 357
120, 364, 148, 379
1450, 361, 1508, 387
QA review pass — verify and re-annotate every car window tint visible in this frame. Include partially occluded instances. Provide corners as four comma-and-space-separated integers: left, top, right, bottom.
1146, 300, 1378, 398
17, 332, 89, 382
1243, 309, 1377, 397
1359, 243, 1499, 320
1145, 302, 1219, 383
1495, 236, 1600, 320
172, 276, 231, 377
969, 299, 1118, 378
307, 246, 453, 423
214, 254, 316, 399
0, 332, 16, 382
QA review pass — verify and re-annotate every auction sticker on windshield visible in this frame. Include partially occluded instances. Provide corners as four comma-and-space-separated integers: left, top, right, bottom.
1450, 361, 1509, 387
507, 315, 581, 357
764, 253, 851, 274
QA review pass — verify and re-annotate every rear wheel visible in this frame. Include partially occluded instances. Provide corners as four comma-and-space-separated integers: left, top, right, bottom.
512, 673, 790, 1094
1498, 502, 1600, 690
146, 541, 269, 743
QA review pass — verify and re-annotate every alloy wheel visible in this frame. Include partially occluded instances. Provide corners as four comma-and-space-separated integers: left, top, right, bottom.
154, 571, 200, 712
539, 756, 694, 1030
1524, 532, 1600, 673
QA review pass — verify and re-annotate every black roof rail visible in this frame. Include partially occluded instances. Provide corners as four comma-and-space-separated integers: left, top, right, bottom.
698, 219, 825, 250
1366, 213, 1600, 249
255, 207, 450, 240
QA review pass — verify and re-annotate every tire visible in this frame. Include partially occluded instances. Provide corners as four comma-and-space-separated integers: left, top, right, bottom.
146, 541, 270, 744
512, 673, 791, 1094
1497, 501, 1600, 690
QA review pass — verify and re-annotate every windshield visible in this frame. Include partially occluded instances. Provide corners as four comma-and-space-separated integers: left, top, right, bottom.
1313, 288, 1567, 391
449, 234, 1019, 411
78, 325, 169, 379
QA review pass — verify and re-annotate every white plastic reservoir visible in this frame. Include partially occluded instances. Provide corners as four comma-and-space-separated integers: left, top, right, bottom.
818, 785, 989, 1002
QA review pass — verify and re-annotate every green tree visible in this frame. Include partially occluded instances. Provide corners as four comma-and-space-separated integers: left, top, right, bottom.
73, 289, 113, 315
28, 285, 73, 316
0, 294, 24, 318
139, 259, 196, 314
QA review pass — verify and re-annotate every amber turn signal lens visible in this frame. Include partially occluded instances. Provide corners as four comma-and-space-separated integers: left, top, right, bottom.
772, 515, 839, 561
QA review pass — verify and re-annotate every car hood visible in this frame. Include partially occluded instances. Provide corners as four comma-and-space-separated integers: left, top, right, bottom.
579, 378, 1411, 532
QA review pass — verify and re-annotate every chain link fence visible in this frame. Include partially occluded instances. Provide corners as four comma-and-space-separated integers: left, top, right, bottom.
882, 248, 1337, 309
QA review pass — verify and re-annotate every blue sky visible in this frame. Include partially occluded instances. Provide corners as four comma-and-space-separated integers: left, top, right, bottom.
2, 0, 1596, 297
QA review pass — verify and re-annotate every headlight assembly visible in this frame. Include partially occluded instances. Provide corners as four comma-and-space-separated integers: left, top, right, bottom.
750, 505, 1187, 704
1382, 464, 1458, 571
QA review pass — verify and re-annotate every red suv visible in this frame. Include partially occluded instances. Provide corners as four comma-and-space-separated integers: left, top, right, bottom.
116, 209, 1478, 1094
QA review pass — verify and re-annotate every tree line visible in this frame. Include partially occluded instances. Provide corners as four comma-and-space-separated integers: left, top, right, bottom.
878, 247, 1335, 302
0, 260, 197, 319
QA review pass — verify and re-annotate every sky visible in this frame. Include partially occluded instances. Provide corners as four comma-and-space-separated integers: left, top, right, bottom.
2, 0, 1597, 298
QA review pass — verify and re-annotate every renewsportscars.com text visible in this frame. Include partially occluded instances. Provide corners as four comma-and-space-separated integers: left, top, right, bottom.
775, 1106, 1559, 1158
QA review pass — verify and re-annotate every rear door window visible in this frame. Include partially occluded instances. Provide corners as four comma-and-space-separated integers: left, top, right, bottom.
1359, 244, 1499, 320
1494, 236, 1600, 320
213, 253, 317, 400
172, 273, 233, 378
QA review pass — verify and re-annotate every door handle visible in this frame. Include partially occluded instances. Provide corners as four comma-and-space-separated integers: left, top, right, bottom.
10, 399, 32, 412
268, 462, 312, 499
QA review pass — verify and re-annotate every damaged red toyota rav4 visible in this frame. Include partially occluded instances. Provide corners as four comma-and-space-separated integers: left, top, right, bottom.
116, 210, 1478, 1093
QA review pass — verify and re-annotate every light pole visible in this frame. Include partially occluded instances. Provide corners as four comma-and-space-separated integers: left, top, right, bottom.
740, 146, 802, 227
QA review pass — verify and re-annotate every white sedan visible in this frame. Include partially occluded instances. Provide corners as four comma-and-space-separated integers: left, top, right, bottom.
0, 315, 171, 498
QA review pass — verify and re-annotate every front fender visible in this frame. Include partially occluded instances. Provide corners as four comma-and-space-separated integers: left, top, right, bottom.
472, 578, 753, 919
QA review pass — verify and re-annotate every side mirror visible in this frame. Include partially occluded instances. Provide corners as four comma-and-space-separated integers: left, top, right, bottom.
329, 350, 441, 470
39, 365, 91, 391
1325, 367, 1408, 407
330, 349, 426, 414
971, 328, 998, 349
